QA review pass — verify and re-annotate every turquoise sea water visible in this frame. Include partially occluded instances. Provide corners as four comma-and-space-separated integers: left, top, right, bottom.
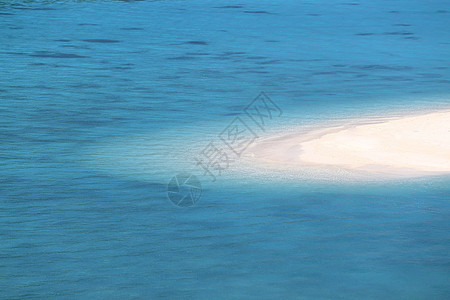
1, 0, 450, 298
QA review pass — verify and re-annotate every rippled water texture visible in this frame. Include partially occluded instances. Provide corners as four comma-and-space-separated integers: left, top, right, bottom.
1, 0, 449, 298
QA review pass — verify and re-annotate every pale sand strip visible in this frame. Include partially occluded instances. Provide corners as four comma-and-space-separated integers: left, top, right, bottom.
245, 110, 450, 177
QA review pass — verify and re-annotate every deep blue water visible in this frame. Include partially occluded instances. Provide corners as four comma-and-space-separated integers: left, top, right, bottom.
1, 0, 449, 298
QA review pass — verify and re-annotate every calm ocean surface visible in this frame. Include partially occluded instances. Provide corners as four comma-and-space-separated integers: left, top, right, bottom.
1, 0, 449, 298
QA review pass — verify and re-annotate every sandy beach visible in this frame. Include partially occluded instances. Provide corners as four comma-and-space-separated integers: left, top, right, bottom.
246, 110, 450, 178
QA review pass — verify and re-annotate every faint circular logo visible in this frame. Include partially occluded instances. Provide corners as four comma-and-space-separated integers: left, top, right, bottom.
167, 173, 202, 207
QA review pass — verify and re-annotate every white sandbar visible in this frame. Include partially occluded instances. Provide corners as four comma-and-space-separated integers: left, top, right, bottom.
245, 110, 450, 178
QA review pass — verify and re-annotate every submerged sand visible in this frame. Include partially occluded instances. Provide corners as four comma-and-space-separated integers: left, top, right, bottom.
245, 110, 450, 178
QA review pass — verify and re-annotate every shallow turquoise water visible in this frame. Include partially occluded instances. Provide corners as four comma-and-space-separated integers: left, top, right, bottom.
1, 0, 449, 298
